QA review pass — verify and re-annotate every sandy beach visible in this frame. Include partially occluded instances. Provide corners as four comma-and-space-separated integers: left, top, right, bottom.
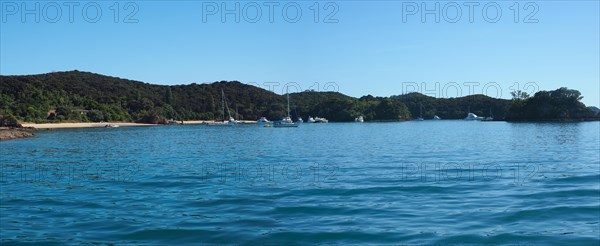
20, 120, 257, 129
21, 122, 157, 129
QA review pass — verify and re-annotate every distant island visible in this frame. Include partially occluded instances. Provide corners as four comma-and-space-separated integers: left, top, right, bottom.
1, 71, 599, 126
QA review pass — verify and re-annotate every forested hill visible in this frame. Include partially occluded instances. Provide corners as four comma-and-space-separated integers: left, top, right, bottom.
0, 71, 284, 122
1, 71, 598, 124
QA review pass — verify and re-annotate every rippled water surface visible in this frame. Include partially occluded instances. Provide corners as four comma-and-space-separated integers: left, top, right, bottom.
1, 121, 599, 245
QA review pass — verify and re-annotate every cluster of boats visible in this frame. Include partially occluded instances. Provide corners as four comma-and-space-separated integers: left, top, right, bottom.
255, 116, 329, 127
413, 113, 492, 121
414, 103, 493, 121
164, 91, 496, 126
206, 89, 331, 128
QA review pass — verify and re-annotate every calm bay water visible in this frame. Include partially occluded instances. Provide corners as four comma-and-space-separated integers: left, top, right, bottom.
1, 121, 599, 245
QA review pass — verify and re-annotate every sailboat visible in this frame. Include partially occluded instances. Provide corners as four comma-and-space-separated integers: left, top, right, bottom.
207, 89, 236, 126
274, 92, 299, 128
416, 103, 424, 121
232, 104, 243, 124
482, 108, 494, 121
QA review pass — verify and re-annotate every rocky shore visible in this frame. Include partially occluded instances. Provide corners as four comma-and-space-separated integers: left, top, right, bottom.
0, 128, 36, 140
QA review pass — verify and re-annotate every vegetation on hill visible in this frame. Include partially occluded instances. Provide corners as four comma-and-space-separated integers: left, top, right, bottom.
392, 93, 511, 120
506, 88, 599, 121
0, 71, 598, 123
0, 71, 284, 123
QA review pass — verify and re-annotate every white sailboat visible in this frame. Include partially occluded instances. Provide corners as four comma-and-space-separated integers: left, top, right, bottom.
307, 116, 315, 123
232, 104, 242, 124
207, 89, 236, 126
416, 103, 424, 121
482, 108, 494, 121
355, 116, 364, 122
274, 92, 299, 128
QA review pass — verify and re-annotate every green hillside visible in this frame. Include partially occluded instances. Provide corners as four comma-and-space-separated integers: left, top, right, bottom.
0, 71, 597, 124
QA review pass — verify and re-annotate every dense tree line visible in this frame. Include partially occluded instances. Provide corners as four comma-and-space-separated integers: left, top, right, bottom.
506, 88, 599, 121
0, 71, 598, 124
391, 93, 511, 120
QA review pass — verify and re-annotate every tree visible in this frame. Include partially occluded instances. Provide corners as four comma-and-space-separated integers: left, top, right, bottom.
0, 114, 21, 127
87, 110, 104, 122
374, 99, 410, 120
165, 87, 173, 105
511, 90, 530, 101
506, 87, 588, 121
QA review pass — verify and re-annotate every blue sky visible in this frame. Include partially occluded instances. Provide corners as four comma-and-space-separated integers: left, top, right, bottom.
1, 1, 599, 106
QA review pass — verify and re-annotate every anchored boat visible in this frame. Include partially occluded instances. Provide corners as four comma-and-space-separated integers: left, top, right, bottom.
274, 92, 299, 128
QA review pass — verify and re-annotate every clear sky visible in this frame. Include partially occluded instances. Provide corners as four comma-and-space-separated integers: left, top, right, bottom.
1, 1, 599, 106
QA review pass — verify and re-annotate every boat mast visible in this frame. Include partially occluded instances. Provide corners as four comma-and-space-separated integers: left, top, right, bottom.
224, 93, 233, 120
287, 92, 291, 118
221, 89, 225, 121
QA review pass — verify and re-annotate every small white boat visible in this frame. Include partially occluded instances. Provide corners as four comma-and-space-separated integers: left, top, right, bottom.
167, 119, 180, 125
307, 116, 316, 123
274, 116, 299, 127
464, 113, 484, 121
314, 117, 328, 123
257, 117, 272, 127
257, 117, 270, 123
297, 117, 303, 123
355, 116, 364, 122
104, 124, 119, 128
433, 115, 441, 120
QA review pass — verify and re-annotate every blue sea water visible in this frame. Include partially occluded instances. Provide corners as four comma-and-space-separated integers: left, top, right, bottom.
1, 121, 599, 245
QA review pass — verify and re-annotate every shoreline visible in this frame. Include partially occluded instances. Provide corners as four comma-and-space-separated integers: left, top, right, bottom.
17, 119, 598, 130
0, 128, 35, 140
21, 122, 157, 129
20, 120, 259, 129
